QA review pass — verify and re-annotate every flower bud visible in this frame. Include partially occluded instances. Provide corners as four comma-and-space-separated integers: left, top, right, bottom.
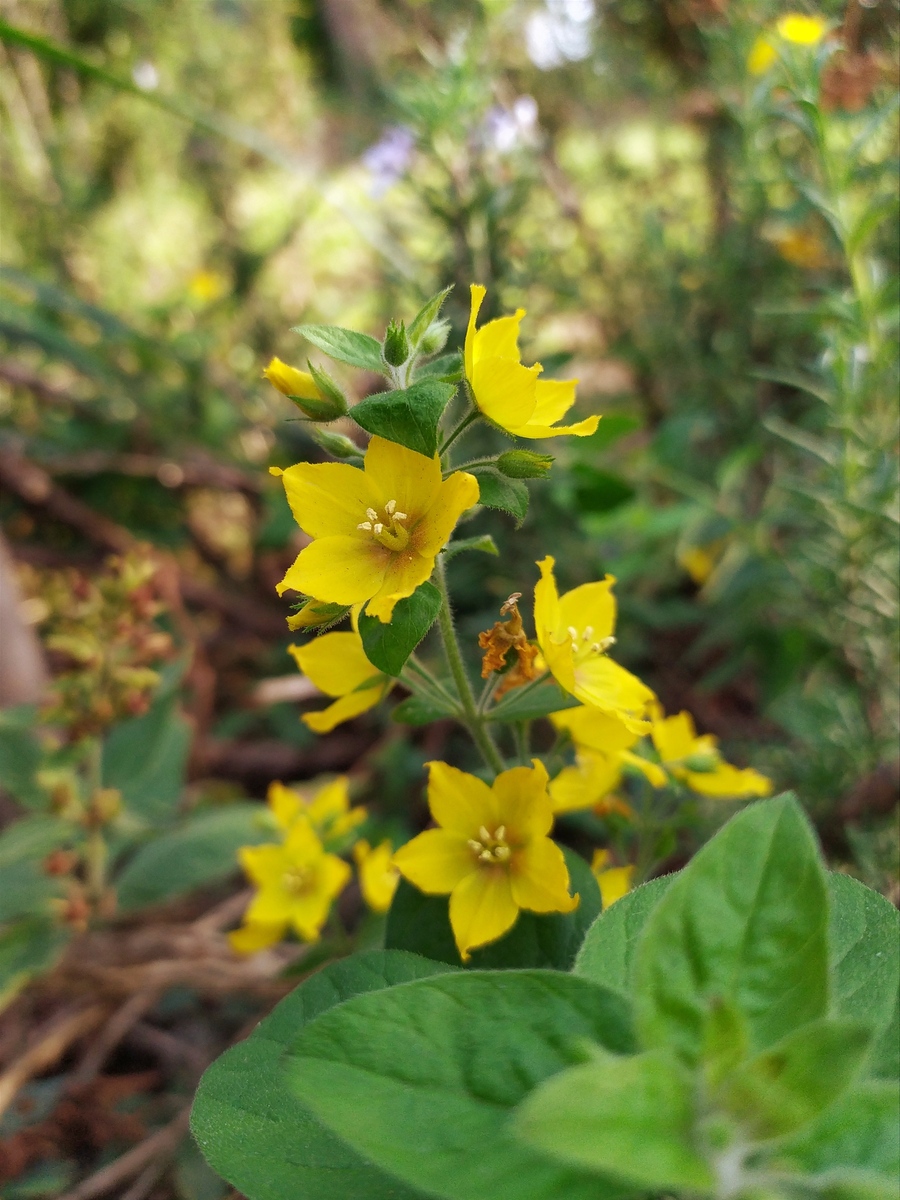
312, 428, 364, 460
417, 318, 451, 357
88, 787, 123, 826
263, 356, 347, 420
382, 319, 410, 367
286, 599, 351, 631
683, 752, 720, 773
497, 450, 555, 479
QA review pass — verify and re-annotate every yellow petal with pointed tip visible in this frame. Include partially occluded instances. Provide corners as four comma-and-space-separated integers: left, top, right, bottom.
280, 462, 376, 539
424, 760, 498, 837
289, 631, 381, 697
449, 867, 519, 961
510, 837, 578, 914
278, 537, 389, 604
229, 921, 285, 955
393, 828, 475, 894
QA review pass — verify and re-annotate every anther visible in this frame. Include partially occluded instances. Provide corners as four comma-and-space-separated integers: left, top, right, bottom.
385, 499, 397, 514
479, 826, 491, 843
479, 850, 493, 861
394, 511, 407, 521
366, 507, 378, 521
567, 626, 579, 641
494, 845, 511, 861
373, 522, 384, 535
358, 521, 373, 531
584, 626, 593, 639
468, 839, 483, 852
495, 826, 506, 841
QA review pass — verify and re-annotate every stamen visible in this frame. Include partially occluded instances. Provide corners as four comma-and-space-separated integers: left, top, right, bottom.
357, 521, 373, 531
373, 522, 384, 535
600, 636, 616, 650
494, 845, 511, 861
468, 839, 483, 852
479, 850, 493, 861
567, 626, 579, 641
385, 499, 397, 514
479, 825, 491, 843
366, 507, 378, 521
394, 511, 407, 521
583, 626, 593, 639
495, 826, 505, 841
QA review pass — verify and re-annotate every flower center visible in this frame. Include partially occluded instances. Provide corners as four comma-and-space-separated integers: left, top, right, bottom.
358, 499, 410, 551
566, 625, 616, 664
468, 824, 512, 865
282, 865, 312, 895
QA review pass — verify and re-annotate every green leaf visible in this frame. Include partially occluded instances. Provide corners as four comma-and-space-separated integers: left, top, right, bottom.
414, 351, 462, 382
351, 380, 455, 458
294, 324, 384, 372
780, 1081, 900, 1199
0, 707, 45, 809
0, 816, 74, 869
634, 795, 829, 1065
487, 682, 578, 723
0, 919, 70, 1013
191, 950, 454, 1200
574, 875, 674, 994
408, 286, 453, 345
828, 873, 900, 1080
472, 468, 529, 525
391, 693, 458, 725
513, 1049, 714, 1191
385, 847, 601, 970
723, 1018, 872, 1139
441, 534, 499, 563
102, 695, 191, 821
115, 805, 271, 911
358, 581, 441, 675
288, 970, 635, 1200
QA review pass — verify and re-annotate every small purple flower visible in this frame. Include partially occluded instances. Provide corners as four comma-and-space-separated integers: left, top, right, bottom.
362, 126, 416, 198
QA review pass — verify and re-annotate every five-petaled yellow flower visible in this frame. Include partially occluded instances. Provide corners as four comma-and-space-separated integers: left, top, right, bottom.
393, 760, 578, 962
354, 838, 400, 913
289, 629, 391, 733
651, 710, 773, 799
266, 776, 367, 845
229, 817, 351, 954
748, 14, 828, 75
465, 285, 599, 439
534, 557, 655, 734
549, 706, 663, 813
274, 436, 478, 623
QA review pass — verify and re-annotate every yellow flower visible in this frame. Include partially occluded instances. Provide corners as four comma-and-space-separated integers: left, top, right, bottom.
289, 629, 391, 732
275, 436, 479, 623
591, 849, 635, 910
651, 710, 773, 799
534, 557, 655, 734
748, 14, 828, 74
549, 706, 664, 813
230, 817, 351, 952
263, 356, 322, 401
353, 838, 399, 913
464, 285, 599, 439
393, 760, 578, 962
266, 776, 367, 845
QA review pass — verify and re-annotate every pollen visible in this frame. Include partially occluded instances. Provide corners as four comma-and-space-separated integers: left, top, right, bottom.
468, 823, 512, 865
358, 499, 411, 552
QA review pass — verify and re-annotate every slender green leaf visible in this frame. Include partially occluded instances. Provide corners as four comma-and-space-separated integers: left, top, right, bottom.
514, 1049, 714, 1191
294, 324, 384, 372
352, 381, 455, 458
441, 534, 498, 563
0, 708, 46, 809
288, 970, 635, 1200
191, 951, 454, 1200
391, 694, 458, 725
408, 287, 453, 344
0, 919, 70, 1013
358, 582, 441, 675
487, 682, 578, 723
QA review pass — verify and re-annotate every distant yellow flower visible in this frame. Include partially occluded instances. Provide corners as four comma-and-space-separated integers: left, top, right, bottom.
748, 14, 828, 74
354, 838, 399, 913
275, 436, 479, 623
678, 545, 717, 586
230, 817, 351, 952
534, 557, 655, 734
651, 710, 773, 799
266, 776, 367, 846
289, 629, 391, 732
772, 229, 829, 269
188, 269, 228, 304
591, 849, 635, 909
263, 356, 322, 401
393, 760, 578, 962
464, 285, 599, 439
549, 706, 664, 813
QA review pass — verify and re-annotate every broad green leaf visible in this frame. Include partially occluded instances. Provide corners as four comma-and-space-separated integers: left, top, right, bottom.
0, 707, 45, 809
779, 1081, 900, 1199
472, 468, 528, 525
294, 324, 384, 372
385, 847, 601, 970
288, 970, 636, 1200
0, 919, 70, 1013
102, 695, 191, 821
441, 534, 498, 563
191, 951, 453, 1200
351, 381, 455, 458
828, 873, 900, 1080
723, 1018, 872, 1139
116, 805, 270, 911
358, 582, 441, 675
513, 1049, 713, 1191
0, 816, 74, 869
391, 694, 458, 726
634, 795, 829, 1064
574, 875, 674, 994
487, 682, 578, 723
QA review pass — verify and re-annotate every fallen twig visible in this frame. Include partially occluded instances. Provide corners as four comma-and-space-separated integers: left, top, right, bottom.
0, 1003, 109, 1121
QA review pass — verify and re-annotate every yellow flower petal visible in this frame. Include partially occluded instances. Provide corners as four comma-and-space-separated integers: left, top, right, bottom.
303, 687, 384, 733
228, 921, 285, 955
239, 843, 289, 889
572, 658, 654, 734
267, 781, 302, 832
685, 763, 773, 799
465, 284, 487, 382
364, 436, 443, 524
595, 864, 634, 909
558, 576, 617, 643
530, 378, 578, 426
551, 706, 638, 756
549, 756, 622, 814
245, 881, 294, 926
651, 711, 698, 762
286, 855, 351, 942
491, 760, 554, 841
475, 310, 527, 362
354, 839, 399, 913
393, 827, 475, 894
278, 537, 389, 604
289, 631, 381, 697
415, 471, 480, 558
514, 414, 600, 439
449, 866, 519, 961
280, 462, 376, 540
747, 35, 777, 74
425, 760, 499, 836
364, 550, 437, 624
509, 837, 578, 914
473, 355, 540, 430
619, 750, 668, 790
777, 14, 827, 44
306, 777, 351, 828
263, 357, 322, 401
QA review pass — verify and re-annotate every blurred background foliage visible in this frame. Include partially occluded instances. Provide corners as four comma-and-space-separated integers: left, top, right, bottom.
0, 1, 897, 1194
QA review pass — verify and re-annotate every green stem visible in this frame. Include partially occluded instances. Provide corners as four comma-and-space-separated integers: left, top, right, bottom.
84, 737, 107, 905
438, 409, 478, 457
401, 657, 461, 712
434, 557, 505, 776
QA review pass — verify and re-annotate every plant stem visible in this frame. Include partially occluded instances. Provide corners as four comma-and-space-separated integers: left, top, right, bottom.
438, 409, 478, 457
434, 557, 505, 776
84, 737, 107, 905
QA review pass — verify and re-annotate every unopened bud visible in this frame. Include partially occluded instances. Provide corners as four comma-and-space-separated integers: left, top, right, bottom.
417, 319, 451, 357
382, 319, 410, 367
263, 356, 347, 420
312, 428, 364, 460
683, 752, 719, 773
497, 450, 554, 479
43, 849, 79, 877
88, 787, 122, 825
287, 599, 351, 631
